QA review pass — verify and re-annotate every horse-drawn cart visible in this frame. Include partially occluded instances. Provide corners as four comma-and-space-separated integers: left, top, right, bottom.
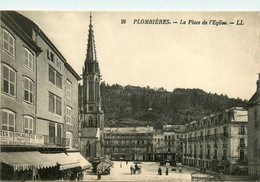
133, 162, 142, 174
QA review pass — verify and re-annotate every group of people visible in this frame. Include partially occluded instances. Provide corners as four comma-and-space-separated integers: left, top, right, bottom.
130, 163, 141, 174
158, 167, 168, 175
158, 166, 182, 175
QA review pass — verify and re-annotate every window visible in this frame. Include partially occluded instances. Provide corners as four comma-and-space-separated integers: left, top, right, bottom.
66, 106, 71, 124
240, 150, 245, 161
56, 58, 62, 70
3, 29, 14, 56
66, 80, 71, 99
254, 108, 259, 129
24, 77, 33, 103
2, 64, 16, 96
254, 139, 257, 158
56, 72, 62, 89
56, 96, 62, 115
24, 48, 33, 70
49, 123, 55, 144
49, 65, 62, 89
95, 79, 99, 102
47, 50, 54, 62
24, 116, 34, 134
239, 126, 245, 134
240, 138, 245, 146
89, 80, 94, 101
207, 130, 210, 135
57, 124, 61, 146
2, 109, 15, 131
49, 66, 55, 84
49, 92, 62, 115
47, 50, 50, 59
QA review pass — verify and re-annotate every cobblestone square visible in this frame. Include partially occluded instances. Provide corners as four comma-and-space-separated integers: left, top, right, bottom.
83, 161, 195, 181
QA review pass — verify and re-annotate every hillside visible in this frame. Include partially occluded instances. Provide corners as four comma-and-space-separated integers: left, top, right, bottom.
100, 82, 247, 129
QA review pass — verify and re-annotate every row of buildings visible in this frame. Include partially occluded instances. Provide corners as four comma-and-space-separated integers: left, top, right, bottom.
101, 98, 259, 177
0, 11, 92, 181
101, 107, 248, 175
181, 107, 248, 174
1, 10, 259, 180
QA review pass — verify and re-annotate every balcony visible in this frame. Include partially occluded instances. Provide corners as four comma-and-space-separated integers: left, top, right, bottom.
199, 154, 203, 159
222, 156, 227, 160
214, 143, 218, 149
43, 135, 70, 148
213, 155, 217, 159
206, 154, 211, 159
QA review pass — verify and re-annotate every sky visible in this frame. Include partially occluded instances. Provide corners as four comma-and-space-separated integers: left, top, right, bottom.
19, 11, 260, 100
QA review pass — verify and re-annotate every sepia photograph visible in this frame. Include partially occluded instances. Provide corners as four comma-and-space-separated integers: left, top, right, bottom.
0, 10, 260, 181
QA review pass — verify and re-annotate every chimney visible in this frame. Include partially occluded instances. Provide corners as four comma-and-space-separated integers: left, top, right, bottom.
257, 73, 260, 91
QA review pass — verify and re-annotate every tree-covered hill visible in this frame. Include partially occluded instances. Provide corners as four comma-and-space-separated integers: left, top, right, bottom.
100, 82, 247, 129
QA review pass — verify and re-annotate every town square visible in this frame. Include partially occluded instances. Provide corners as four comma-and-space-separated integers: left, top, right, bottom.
0, 10, 260, 181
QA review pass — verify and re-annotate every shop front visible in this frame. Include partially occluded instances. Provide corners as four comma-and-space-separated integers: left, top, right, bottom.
0, 151, 90, 181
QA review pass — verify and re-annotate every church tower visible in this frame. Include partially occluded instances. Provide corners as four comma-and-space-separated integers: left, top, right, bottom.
79, 13, 104, 162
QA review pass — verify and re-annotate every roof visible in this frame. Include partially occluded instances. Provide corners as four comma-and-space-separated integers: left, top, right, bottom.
1, 11, 42, 56
248, 90, 260, 107
4, 11, 80, 80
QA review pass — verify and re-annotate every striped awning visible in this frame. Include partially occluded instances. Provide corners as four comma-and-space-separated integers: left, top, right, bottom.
41, 152, 81, 170
0, 151, 57, 171
67, 152, 92, 169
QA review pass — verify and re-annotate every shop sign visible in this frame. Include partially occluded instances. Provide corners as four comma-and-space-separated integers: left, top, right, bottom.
0, 130, 14, 145
29, 134, 44, 146
13, 132, 30, 145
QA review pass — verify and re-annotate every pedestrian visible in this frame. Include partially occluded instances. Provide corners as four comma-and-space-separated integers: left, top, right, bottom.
158, 167, 162, 175
126, 161, 128, 165
120, 162, 122, 168
97, 169, 101, 180
130, 165, 133, 175
165, 167, 169, 175
179, 166, 182, 173
77, 171, 83, 181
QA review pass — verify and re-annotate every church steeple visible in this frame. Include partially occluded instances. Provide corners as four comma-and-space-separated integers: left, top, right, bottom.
84, 12, 100, 75
80, 12, 104, 162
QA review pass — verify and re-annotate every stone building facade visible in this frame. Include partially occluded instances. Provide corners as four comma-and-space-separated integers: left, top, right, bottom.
0, 11, 82, 181
152, 125, 185, 162
79, 14, 104, 162
182, 107, 248, 174
103, 127, 154, 161
248, 74, 260, 178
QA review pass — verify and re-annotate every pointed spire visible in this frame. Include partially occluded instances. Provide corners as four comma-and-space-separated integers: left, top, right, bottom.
90, 12, 92, 25
86, 12, 97, 62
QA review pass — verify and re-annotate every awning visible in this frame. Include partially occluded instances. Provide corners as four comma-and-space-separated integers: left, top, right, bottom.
0, 152, 57, 171
97, 159, 113, 173
67, 152, 92, 169
41, 152, 81, 170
